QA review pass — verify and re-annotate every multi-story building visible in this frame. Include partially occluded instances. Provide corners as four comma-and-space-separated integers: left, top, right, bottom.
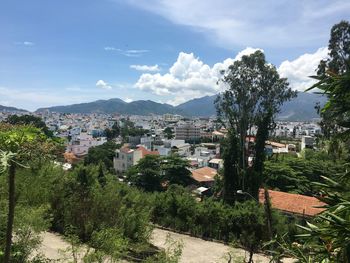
113, 146, 159, 173
175, 124, 201, 142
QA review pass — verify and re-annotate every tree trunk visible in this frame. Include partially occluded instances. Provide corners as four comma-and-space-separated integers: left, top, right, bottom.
4, 163, 16, 263
248, 250, 254, 263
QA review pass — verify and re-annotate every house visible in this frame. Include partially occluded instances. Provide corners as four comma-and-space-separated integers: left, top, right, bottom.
113, 145, 159, 173
259, 189, 325, 217
208, 158, 223, 170
191, 167, 217, 187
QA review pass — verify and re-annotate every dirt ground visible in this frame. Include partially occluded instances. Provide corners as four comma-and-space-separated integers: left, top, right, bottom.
38, 228, 294, 263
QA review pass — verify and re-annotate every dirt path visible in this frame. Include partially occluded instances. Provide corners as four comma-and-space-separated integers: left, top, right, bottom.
38, 229, 294, 262
152, 228, 274, 263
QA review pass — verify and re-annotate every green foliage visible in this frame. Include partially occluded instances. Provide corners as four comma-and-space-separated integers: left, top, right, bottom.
150, 185, 290, 252
126, 154, 193, 192
5, 114, 53, 137
127, 155, 163, 191
104, 122, 120, 141
120, 119, 149, 139
84, 141, 120, 172
264, 155, 345, 195
216, 50, 296, 201
163, 127, 174, 140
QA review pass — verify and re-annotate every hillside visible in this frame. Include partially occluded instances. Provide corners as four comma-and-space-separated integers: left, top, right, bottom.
36, 98, 186, 115
35, 92, 327, 121
0, 105, 28, 113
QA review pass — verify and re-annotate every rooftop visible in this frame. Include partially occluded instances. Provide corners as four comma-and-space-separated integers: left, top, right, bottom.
192, 167, 217, 182
259, 189, 325, 217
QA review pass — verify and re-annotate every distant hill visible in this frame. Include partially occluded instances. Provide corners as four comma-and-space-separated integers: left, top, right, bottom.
36, 98, 186, 115
0, 105, 28, 113
175, 92, 327, 121
35, 92, 327, 121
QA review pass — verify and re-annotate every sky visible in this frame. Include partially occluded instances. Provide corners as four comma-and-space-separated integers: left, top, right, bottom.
0, 0, 349, 111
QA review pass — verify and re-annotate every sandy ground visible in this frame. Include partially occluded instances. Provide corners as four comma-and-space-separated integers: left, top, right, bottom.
38, 228, 294, 263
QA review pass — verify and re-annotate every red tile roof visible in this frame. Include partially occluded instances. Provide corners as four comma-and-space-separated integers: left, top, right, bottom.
137, 146, 159, 158
259, 189, 325, 217
192, 167, 217, 182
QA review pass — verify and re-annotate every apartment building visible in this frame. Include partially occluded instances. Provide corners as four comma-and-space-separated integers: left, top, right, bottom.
175, 124, 201, 141
113, 146, 159, 173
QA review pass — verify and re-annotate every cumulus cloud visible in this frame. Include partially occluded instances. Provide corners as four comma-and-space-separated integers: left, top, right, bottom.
130, 64, 160, 72
124, 0, 349, 48
96, 80, 112, 90
104, 47, 149, 57
134, 47, 329, 104
278, 47, 329, 91
134, 47, 261, 105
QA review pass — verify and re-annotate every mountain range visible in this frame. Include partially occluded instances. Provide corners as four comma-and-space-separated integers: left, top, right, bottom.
0, 92, 326, 121
33, 92, 327, 121
0, 105, 27, 113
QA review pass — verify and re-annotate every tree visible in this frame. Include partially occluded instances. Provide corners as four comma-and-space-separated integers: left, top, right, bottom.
162, 155, 193, 186
104, 122, 120, 141
163, 127, 174, 139
216, 51, 295, 202
84, 141, 120, 171
5, 114, 53, 137
126, 155, 163, 192
314, 21, 350, 140
126, 154, 194, 191
0, 124, 56, 262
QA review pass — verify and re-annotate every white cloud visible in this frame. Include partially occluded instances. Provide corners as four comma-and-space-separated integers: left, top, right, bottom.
124, 0, 349, 48
278, 47, 329, 91
130, 64, 160, 72
134, 47, 329, 104
15, 41, 35, 46
96, 80, 112, 90
104, 47, 149, 57
134, 47, 261, 105
124, 98, 133, 103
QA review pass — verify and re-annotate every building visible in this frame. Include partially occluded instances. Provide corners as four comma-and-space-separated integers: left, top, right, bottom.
208, 158, 223, 170
191, 167, 217, 187
259, 189, 325, 217
301, 136, 315, 150
113, 145, 159, 173
175, 124, 201, 142
66, 133, 107, 157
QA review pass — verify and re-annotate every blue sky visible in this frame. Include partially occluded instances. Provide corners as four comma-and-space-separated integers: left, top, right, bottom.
0, 0, 349, 111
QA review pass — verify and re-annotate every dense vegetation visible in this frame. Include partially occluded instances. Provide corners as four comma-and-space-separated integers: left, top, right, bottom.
0, 20, 349, 263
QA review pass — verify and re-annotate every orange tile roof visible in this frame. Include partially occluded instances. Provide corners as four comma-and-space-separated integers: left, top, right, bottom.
259, 189, 325, 217
192, 167, 217, 182
137, 146, 159, 158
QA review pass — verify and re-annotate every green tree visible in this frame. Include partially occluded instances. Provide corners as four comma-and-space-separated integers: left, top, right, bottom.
162, 155, 193, 186
0, 124, 56, 262
104, 122, 120, 141
84, 141, 120, 171
216, 51, 295, 202
163, 127, 174, 139
126, 155, 163, 192
5, 114, 53, 137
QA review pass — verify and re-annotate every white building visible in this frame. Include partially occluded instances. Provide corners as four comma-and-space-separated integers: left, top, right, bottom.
113, 147, 143, 173
66, 133, 107, 156
301, 136, 315, 150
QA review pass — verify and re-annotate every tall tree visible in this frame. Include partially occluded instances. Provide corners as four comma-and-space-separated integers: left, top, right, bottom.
216, 51, 295, 201
0, 124, 57, 262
